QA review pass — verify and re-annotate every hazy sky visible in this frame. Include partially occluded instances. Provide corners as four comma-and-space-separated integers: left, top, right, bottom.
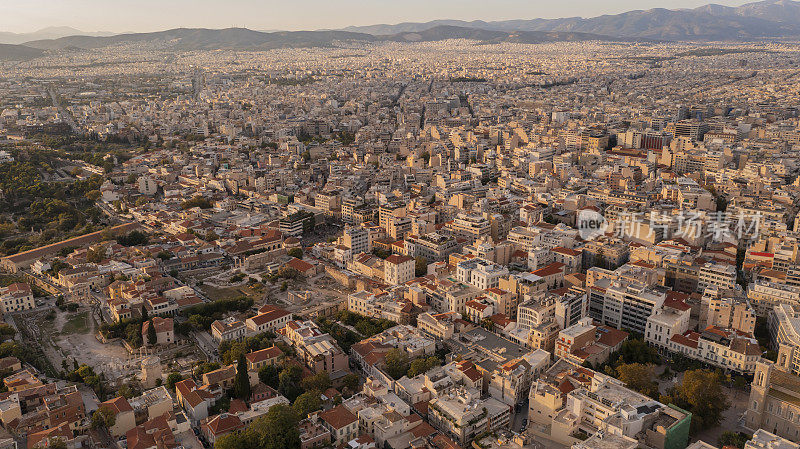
0, 0, 756, 34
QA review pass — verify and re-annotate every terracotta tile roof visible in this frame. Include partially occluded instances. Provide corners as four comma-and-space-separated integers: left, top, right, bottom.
101, 396, 133, 415
319, 405, 357, 429
532, 262, 565, 277
245, 345, 283, 365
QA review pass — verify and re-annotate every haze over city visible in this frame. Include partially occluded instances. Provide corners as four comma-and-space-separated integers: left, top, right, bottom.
1, 0, 756, 33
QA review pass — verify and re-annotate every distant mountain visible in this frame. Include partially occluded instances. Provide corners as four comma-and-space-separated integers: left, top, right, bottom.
0, 43, 45, 61
23, 28, 379, 51
21, 26, 627, 52
381, 26, 629, 44
0, 26, 115, 45
344, 0, 800, 41
10, 0, 800, 55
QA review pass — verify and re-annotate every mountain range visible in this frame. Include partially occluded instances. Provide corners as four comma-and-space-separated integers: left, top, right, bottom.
0, 26, 114, 45
16, 26, 628, 53
3, 0, 800, 62
343, 0, 800, 41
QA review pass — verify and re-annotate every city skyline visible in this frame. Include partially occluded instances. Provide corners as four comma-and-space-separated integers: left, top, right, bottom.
0, 0, 756, 34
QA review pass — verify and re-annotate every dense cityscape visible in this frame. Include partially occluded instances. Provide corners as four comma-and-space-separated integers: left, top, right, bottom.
3, 2, 800, 449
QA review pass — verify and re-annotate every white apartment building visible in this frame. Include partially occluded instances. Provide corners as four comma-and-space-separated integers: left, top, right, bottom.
456, 257, 509, 291
599, 281, 665, 334
428, 387, 510, 445
645, 298, 691, 350
341, 226, 370, 256
697, 262, 737, 292
446, 213, 491, 243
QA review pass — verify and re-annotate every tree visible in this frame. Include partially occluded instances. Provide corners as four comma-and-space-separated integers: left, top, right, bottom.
342, 373, 359, 393
234, 353, 251, 400
616, 339, 660, 365
91, 405, 116, 430
300, 371, 331, 392
278, 364, 303, 401
180, 196, 213, 210
146, 320, 157, 346
408, 356, 441, 378
293, 390, 322, 418
259, 364, 280, 389
166, 373, 183, 390
415, 257, 428, 277
616, 363, 659, 398
204, 230, 219, 241
116, 230, 149, 247
287, 248, 303, 259
118, 381, 141, 399
86, 247, 104, 263
718, 431, 752, 449
660, 369, 730, 433
385, 348, 410, 379
215, 404, 300, 449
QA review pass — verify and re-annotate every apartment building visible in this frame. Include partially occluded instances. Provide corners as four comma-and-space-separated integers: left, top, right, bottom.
697, 261, 737, 292
456, 257, 509, 290
593, 280, 665, 334
748, 280, 800, 316
446, 213, 492, 243
384, 254, 414, 285
427, 387, 510, 446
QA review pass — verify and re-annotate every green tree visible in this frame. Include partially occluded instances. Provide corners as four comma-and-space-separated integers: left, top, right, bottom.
408, 356, 441, 378
146, 319, 157, 346
661, 369, 730, 433
293, 390, 322, 418
718, 431, 752, 449
287, 248, 303, 259
385, 348, 410, 379
215, 404, 300, 449
180, 196, 213, 210
91, 405, 117, 429
166, 373, 183, 390
278, 365, 303, 401
415, 257, 428, 277
258, 364, 280, 389
616, 363, 659, 398
234, 353, 251, 400
301, 371, 331, 392
86, 247, 104, 263
342, 373, 359, 393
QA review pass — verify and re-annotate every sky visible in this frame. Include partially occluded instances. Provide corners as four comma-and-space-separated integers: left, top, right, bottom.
0, 0, 757, 34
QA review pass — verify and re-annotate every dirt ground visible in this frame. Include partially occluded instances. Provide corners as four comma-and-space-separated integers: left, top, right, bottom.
16, 306, 133, 379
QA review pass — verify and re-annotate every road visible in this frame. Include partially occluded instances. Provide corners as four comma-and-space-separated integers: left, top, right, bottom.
47, 87, 80, 134
511, 399, 528, 433
191, 330, 218, 362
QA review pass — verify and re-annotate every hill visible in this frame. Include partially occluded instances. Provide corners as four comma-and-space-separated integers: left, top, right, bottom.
0, 43, 45, 61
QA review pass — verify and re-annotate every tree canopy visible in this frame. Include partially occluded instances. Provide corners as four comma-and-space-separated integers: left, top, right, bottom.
215, 404, 300, 449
